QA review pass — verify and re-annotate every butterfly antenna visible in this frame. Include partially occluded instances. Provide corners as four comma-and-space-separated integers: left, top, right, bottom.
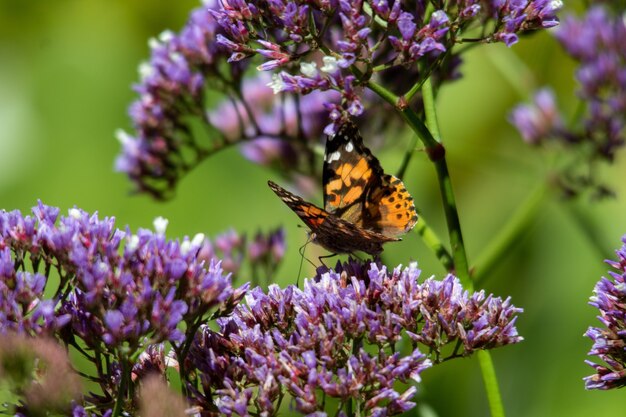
297, 234, 316, 288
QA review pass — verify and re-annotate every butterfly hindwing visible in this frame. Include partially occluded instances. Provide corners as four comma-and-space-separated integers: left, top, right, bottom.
363, 174, 418, 237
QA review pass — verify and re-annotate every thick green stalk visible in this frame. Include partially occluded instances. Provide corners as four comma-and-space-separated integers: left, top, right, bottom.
477, 350, 505, 417
473, 183, 546, 286
367, 80, 470, 285
367, 78, 505, 417
421, 78, 470, 286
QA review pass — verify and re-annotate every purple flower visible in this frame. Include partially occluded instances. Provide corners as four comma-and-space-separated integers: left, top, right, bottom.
509, 88, 562, 145
511, 5, 626, 197
117, 0, 563, 198
0, 202, 242, 349
189, 259, 522, 415
584, 235, 626, 389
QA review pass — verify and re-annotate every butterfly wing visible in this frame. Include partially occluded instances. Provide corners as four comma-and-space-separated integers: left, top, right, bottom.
267, 180, 330, 232
323, 120, 417, 237
364, 174, 418, 238
267, 180, 395, 255
322, 120, 385, 224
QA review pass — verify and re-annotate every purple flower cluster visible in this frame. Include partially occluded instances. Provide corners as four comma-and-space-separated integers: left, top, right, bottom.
116, 2, 340, 198
584, 235, 626, 390
118, 0, 562, 198
189, 260, 523, 415
213, 0, 561, 129
510, 5, 626, 197
1, 202, 241, 349
197, 226, 286, 286
0, 201, 250, 416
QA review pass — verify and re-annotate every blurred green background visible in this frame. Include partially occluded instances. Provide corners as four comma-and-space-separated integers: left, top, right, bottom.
1, 1, 625, 416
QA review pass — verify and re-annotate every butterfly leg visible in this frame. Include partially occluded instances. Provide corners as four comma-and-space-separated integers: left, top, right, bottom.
318, 253, 339, 268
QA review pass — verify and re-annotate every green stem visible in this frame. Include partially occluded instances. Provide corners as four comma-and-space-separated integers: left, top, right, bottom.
421, 79, 471, 286
477, 350, 505, 417
414, 213, 454, 272
112, 358, 130, 417
367, 80, 466, 281
473, 183, 547, 286
422, 78, 504, 417
367, 78, 504, 417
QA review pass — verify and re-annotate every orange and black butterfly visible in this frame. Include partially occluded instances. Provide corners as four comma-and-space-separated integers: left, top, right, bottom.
268, 120, 417, 256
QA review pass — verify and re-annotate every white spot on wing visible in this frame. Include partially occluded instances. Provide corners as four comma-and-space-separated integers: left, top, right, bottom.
326, 150, 341, 162
345, 141, 354, 152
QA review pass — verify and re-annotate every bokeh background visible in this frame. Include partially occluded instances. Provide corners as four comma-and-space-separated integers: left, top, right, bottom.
1, 1, 625, 416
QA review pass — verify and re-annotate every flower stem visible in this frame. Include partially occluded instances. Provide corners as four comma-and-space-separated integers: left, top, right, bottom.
421, 78, 471, 286
112, 358, 130, 417
367, 78, 505, 417
473, 183, 546, 286
477, 350, 505, 417
367, 81, 465, 278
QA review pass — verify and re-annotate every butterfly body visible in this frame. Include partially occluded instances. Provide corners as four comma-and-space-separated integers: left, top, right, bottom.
268, 120, 417, 256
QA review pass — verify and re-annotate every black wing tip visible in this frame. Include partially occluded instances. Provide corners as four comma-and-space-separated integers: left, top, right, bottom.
267, 180, 283, 195
337, 118, 358, 133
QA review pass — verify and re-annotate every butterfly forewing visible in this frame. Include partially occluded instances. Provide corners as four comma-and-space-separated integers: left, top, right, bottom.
267, 180, 328, 231
322, 120, 385, 221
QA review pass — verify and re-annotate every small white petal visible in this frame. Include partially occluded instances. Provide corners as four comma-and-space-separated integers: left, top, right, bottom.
300, 61, 318, 77
127, 235, 140, 251
320, 56, 339, 73
138, 62, 154, 80
180, 240, 192, 255
548, 0, 563, 10
267, 74, 286, 94
153, 216, 169, 235
68, 208, 81, 220
158, 30, 175, 43
192, 233, 206, 247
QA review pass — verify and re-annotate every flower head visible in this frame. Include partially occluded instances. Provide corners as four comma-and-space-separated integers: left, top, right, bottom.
0, 202, 242, 351
118, 0, 561, 198
189, 260, 522, 415
585, 235, 626, 390
511, 5, 626, 197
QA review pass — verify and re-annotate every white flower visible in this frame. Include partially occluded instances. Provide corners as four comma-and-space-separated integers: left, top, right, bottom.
153, 216, 169, 235
267, 73, 286, 94
300, 61, 318, 77
68, 208, 82, 220
127, 234, 140, 251
181, 233, 206, 255
138, 62, 154, 80
320, 56, 339, 73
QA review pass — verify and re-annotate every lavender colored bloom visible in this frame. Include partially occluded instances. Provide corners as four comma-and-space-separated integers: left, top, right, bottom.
584, 235, 626, 390
212, 0, 561, 127
116, 4, 339, 198
118, 0, 562, 198
512, 5, 626, 197
189, 259, 522, 415
0, 201, 244, 349
509, 88, 562, 145
0, 201, 252, 414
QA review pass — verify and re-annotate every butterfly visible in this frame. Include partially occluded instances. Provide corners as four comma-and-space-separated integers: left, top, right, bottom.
268, 120, 417, 256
